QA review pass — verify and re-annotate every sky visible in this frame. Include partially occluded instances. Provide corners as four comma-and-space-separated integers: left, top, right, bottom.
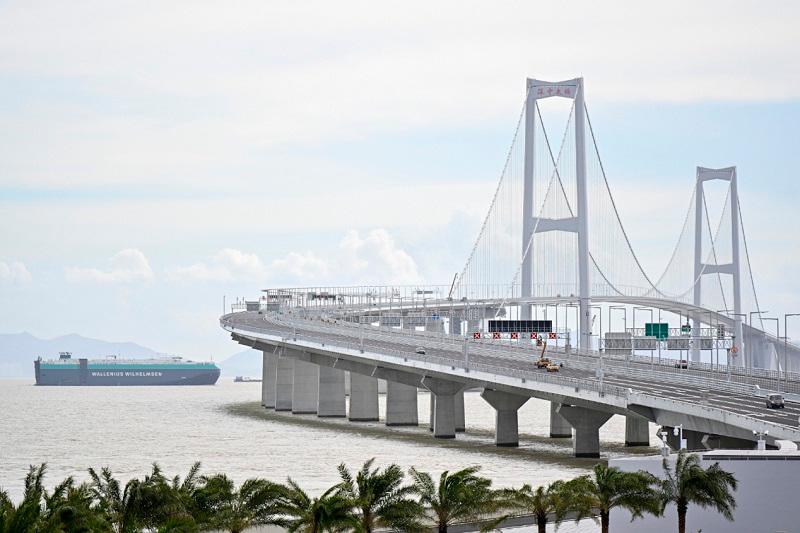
1, 1, 799, 360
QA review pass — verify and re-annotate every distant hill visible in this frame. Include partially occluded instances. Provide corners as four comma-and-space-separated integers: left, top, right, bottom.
219, 348, 262, 377
0, 332, 161, 378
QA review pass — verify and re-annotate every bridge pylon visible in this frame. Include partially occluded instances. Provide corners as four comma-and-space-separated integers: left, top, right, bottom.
692, 166, 743, 364
521, 77, 591, 349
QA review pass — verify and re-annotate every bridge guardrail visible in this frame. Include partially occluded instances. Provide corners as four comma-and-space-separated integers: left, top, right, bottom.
221, 314, 632, 400
266, 312, 800, 396
298, 309, 800, 380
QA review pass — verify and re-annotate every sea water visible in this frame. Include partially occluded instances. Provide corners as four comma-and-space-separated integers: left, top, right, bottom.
0, 379, 661, 531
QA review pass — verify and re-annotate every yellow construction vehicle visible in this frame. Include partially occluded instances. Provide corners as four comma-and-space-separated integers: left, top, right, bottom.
535, 340, 551, 368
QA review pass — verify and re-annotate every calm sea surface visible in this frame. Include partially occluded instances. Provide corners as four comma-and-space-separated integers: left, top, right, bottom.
0, 378, 662, 532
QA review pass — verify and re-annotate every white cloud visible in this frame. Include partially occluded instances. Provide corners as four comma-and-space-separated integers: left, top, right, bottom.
167, 229, 419, 285
167, 248, 269, 283
339, 229, 421, 285
65, 249, 154, 284
0, 261, 32, 285
270, 251, 329, 281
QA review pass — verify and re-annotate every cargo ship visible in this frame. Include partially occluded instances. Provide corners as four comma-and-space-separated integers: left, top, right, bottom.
34, 352, 220, 386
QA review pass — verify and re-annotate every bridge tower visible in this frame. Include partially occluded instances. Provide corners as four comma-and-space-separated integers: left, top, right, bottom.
692, 166, 743, 364
521, 78, 591, 349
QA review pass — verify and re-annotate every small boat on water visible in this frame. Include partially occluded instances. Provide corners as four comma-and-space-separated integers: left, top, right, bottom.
233, 376, 262, 383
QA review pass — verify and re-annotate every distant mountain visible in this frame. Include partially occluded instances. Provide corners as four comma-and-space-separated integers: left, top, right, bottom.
219, 348, 262, 377
0, 332, 161, 378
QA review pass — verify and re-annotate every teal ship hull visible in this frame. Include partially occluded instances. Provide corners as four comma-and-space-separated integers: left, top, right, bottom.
34, 356, 220, 386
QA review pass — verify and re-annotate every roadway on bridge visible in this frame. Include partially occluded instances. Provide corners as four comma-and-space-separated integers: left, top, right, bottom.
225, 312, 800, 431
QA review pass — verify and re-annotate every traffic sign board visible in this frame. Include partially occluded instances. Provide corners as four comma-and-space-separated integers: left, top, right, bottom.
645, 322, 669, 339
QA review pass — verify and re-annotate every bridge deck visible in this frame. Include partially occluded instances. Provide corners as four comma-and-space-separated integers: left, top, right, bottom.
223, 311, 800, 444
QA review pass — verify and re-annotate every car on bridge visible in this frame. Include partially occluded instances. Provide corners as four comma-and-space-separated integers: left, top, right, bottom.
766, 393, 785, 409
415, 347, 426, 355
674, 359, 689, 369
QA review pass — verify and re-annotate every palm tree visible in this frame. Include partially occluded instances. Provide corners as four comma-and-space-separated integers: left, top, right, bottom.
503, 481, 572, 533
40, 475, 112, 532
338, 459, 424, 533
169, 462, 203, 520
0, 464, 47, 533
660, 450, 737, 533
278, 478, 356, 533
88, 467, 143, 533
408, 466, 504, 533
567, 464, 661, 533
0, 490, 13, 533
0, 464, 110, 533
193, 473, 284, 533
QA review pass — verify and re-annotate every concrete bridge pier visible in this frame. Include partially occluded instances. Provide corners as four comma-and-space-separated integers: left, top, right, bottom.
275, 356, 294, 412
549, 402, 572, 438
317, 366, 346, 417
349, 373, 379, 422
557, 405, 613, 458
455, 390, 466, 432
625, 415, 650, 446
431, 391, 465, 432
480, 389, 529, 446
261, 350, 277, 409
385, 381, 418, 426
422, 377, 465, 439
292, 359, 318, 414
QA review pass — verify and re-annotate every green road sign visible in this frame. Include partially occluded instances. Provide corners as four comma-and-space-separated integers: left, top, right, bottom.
645, 322, 669, 339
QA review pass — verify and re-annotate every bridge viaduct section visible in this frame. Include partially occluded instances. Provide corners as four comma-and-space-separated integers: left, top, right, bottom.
240, 334, 651, 458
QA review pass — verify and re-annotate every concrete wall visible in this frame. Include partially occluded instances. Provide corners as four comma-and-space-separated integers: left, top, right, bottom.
610, 450, 800, 532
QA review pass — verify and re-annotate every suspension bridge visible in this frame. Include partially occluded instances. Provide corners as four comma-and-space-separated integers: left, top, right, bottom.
221, 78, 800, 457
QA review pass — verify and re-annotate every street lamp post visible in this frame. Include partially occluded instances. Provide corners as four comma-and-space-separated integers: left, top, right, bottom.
760, 317, 780, 389
561, 303, 579, 354
707, 311, 718, 375
721, 310, 748, 377
609, 305, 628, 333
634, 306, 654, 369
609, 305, 628, 364
750, 311, 770, 377
590, 305, 603, 351
784, 314, 800, 392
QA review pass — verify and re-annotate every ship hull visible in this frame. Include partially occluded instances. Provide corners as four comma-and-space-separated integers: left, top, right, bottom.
34, 360, 220, 386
